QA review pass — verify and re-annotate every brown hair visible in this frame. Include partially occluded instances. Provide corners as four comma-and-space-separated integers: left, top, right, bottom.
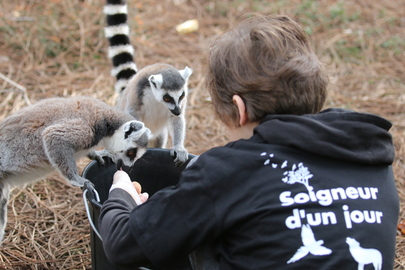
206, 14, 329, 127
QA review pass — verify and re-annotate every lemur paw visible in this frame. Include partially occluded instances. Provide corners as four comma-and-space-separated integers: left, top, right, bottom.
170, 146, 188, 167
70, 176, 89, 188
88, 150, 112, 165
82, 180, 97, 197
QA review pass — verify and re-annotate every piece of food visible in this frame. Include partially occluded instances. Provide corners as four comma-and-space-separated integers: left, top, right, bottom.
175, 19, 199, 34
133, 181, 142, 194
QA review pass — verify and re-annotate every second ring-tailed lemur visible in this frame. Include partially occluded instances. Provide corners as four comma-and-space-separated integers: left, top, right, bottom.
104, 0, 192, 166
0, 96, 151, 243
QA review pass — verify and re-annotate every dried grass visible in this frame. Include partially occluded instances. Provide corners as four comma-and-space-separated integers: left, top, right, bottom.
0, 0, 404, 269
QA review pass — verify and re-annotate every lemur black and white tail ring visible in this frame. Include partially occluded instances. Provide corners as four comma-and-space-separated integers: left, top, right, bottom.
104, 0, 137, 93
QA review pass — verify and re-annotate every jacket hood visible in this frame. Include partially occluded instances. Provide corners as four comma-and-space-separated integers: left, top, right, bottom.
254, 108, 394, 165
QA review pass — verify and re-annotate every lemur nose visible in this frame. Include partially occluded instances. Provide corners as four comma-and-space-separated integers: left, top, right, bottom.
170, 107, 181, 116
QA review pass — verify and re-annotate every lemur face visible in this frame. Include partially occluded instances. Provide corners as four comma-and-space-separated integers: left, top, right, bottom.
148, 66, 192, 116
108, 121, 151, 170
162, 91, 186, 116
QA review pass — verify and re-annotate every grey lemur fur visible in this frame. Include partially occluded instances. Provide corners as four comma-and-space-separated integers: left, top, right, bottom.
0, 96, 151, 243
116, 63, 192, 166
104, 0, 192, 166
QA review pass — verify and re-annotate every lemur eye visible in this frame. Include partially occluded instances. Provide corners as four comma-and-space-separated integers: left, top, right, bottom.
126, 148, 138, 159
163, 94, 172, 103
179, 92, 185, 100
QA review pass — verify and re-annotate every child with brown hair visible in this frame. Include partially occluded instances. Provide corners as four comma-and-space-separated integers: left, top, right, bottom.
99, 14, 398, 269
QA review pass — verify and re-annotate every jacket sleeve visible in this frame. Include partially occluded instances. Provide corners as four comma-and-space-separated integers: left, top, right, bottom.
99, 188, 151, 268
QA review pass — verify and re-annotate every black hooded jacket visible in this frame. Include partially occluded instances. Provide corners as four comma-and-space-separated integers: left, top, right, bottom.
100, 108, 399, 270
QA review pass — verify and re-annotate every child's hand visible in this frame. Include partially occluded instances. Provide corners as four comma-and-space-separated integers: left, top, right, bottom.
110, 171, 149, 205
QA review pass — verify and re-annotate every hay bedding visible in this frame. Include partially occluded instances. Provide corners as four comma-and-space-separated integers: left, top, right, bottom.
0, 0, 404, 269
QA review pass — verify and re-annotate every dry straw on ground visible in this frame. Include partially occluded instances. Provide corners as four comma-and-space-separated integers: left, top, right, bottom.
0, 0, 404, 269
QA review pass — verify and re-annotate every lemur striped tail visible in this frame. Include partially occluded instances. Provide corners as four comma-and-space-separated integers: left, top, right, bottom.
104, 0, 137, 93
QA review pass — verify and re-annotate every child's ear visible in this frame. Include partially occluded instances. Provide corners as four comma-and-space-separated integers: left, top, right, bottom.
232, 95, 247, 126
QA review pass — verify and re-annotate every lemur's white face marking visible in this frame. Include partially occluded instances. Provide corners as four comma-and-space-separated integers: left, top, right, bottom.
108, 120, 151, 169
149, 66, 193, 116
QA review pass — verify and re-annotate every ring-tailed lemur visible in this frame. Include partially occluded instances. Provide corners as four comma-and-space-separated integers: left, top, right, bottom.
104, 0, 192, 166
0, 96, 151, 243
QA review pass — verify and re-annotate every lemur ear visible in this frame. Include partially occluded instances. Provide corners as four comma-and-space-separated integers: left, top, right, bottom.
179, 66, 193, 81
123, 121, 145, 139
148, 74, 163, 89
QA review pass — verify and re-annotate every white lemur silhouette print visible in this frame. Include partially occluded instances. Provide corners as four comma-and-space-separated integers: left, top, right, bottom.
346, 237, 382, 270
287, 224, 332, 264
